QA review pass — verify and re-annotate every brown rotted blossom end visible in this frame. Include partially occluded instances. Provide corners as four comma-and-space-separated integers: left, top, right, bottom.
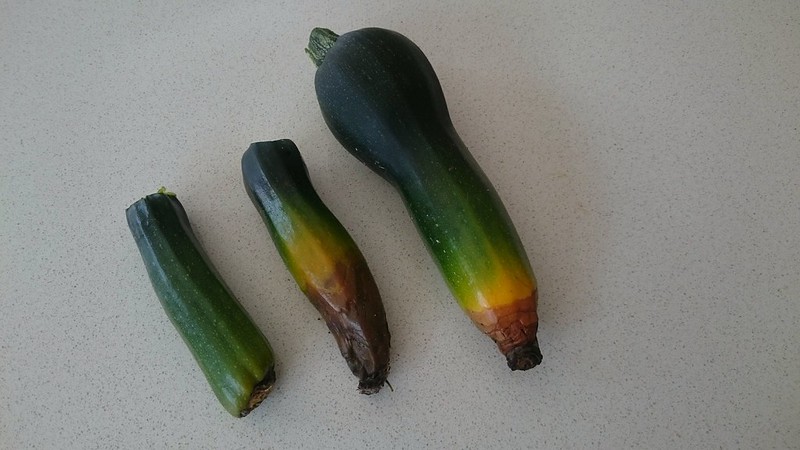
469, 289, 542, 371
306, 259, 392, 394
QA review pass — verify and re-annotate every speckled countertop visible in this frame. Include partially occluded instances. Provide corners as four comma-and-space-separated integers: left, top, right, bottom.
1, 1, 798, 448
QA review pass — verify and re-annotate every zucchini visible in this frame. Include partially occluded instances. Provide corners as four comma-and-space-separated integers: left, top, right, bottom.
126, 189, 276, 416
307, 28, 542, 370
242, 140, 391, 393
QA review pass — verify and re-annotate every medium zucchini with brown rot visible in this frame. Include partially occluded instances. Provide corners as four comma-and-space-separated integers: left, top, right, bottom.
242, 140, 391, 393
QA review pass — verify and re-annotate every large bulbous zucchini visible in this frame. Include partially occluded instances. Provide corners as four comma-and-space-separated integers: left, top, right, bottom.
126, 190, 276, 416
242, 140, 391, 393
307, 27, 542, 370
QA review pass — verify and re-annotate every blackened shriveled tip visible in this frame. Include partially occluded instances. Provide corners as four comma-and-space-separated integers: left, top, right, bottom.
506, 340, 543, 371
357, 368, 389, 395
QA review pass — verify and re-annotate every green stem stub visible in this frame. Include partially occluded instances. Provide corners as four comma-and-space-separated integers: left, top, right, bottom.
306, 27, 339, 67
157, 186, 176, 197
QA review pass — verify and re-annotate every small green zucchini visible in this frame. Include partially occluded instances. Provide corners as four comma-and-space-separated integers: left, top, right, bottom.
242, 140, 391, 394
126, 189, 276, 417
307, 27, 542, 370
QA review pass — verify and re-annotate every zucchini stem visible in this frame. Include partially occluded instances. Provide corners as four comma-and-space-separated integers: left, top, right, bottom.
306, 27, 339, 67
156, 186, 176, 197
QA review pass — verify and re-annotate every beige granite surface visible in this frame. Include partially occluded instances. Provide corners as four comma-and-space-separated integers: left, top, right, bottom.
1, 1, 798, 448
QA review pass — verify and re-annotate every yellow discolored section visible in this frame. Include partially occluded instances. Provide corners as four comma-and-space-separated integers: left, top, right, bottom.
459, 255, 536, 313
279, 217, 352, 307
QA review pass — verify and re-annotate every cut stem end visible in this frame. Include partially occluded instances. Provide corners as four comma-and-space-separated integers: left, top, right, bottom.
239, 366, 276, 417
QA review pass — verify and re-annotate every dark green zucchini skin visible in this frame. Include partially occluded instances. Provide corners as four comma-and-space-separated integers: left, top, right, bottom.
242, 140, 391, 394
308, 28, 542, 370
126, 191, 276, 417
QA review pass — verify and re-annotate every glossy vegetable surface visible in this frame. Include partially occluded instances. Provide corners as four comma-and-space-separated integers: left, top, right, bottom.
126, 190, 276, 416
242, 140, 391, 393
307, 27, 542, 370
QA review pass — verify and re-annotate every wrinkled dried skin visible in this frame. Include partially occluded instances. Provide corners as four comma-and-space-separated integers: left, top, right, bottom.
304, 259, 391, 394
468, 289, 541, 371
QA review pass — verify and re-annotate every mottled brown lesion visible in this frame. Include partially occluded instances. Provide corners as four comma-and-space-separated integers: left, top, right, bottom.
467, 289, 542, 370
304, 258, 391, 393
